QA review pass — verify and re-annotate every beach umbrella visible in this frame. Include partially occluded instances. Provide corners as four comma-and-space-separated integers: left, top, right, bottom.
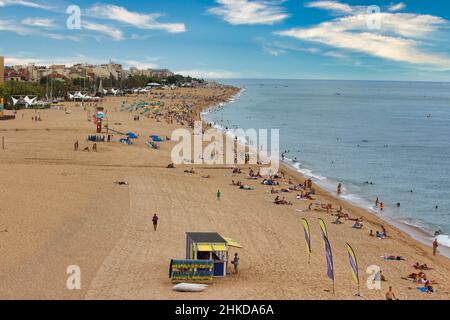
126, 132, 138, 139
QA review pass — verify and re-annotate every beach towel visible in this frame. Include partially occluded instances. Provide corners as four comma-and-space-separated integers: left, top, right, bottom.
381, 255, 405, 261
416, 287, 433, 294
146, 141, 160, 149
119, 138, 132, 145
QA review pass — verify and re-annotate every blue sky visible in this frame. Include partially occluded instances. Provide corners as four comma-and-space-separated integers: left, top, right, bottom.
1, 0, 450, 81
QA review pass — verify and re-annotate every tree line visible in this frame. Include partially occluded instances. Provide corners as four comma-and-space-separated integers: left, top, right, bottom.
0, 74, 204, 104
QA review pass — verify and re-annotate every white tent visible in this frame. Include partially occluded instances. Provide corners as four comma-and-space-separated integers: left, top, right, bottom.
24, 96, 37, 108
146, 82, 162, 87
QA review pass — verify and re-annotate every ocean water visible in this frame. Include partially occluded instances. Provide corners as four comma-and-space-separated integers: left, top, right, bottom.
203, 79, 450, 252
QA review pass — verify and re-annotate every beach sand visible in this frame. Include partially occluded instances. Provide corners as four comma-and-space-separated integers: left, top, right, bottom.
0, 87, 449, 300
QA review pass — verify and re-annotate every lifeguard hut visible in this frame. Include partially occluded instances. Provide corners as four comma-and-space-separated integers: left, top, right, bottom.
94, 106, 105, 133
186, 232, 242, 277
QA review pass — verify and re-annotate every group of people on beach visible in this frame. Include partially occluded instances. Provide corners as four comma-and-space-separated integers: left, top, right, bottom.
375, 197, 385, 211
369, 225, 388, 239
74, 140, 97, 152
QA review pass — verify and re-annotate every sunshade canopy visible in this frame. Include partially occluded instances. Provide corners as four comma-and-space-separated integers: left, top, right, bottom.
126, 132, 138, 139
223, 237, 243, 248
196, 244, 227, 252
187, 232, 226, 244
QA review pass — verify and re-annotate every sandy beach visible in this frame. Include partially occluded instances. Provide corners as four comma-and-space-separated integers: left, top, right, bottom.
1, 86, 449, 300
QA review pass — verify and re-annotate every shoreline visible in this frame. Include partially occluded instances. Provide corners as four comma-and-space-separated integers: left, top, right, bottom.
201, 86, 450, 260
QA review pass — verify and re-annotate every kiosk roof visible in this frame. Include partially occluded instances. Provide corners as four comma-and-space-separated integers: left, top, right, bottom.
187, 232, 226, 244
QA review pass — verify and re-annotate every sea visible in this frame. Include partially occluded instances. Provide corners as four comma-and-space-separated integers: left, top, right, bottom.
202, 79, 450, 256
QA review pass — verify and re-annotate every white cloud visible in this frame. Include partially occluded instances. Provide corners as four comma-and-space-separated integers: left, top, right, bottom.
0, 20, 34, 35
322, 51, 347, 59
83, 21, 124, 41
257, 38, 320, 56
208, 0, 288, 25
263, 45, 287, 56
87, 4, 186, 33
276, 2, 450, 70
123, 59, 159, 70
0, 20, 79, 41
388, 2, 406, 12
305, 1, 353, 14
175, 69, 239, 79
22, 18, 54, 28
4, 54, 108, 67
0, 0, 50, 9
5, 57, 41, 65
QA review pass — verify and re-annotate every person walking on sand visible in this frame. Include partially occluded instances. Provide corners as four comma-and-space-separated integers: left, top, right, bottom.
337, 183, 342, 196
74, 141, 79, 151
231, 253, 240, 274
217, 189, 221, 201
386, 286, 398, 300
152, 213, 159, 231
433, 238, 439, 256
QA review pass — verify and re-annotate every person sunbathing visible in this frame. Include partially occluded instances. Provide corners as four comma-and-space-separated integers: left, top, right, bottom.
376, 231, 385, 239
352, 221, 364, 229
332, 217, 343, 224
271, 188, 280, 194
202, 175, 211, 179
335, 212, 349, 219
383, 255, 405, 261
274, 196, 292, 205
413, 262, 430, 270
114, 181, 129, 185
424, 281, 435, 293
166, 163, 175, 169
184, 168, 196, 174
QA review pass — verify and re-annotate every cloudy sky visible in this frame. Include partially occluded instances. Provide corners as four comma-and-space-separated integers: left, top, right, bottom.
1, 0, 450, 80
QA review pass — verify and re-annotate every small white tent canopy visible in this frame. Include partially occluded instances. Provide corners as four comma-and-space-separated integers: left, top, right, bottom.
146, 82, 162, 88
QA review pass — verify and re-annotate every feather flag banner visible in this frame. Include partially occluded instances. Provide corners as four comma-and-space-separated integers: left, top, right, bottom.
301, 218, 312, 263
324, 236, 335, 293
346, 243, 360, 296
318, 218, 328, 247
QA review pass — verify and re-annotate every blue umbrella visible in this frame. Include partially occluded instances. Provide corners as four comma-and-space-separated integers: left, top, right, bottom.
126, 132, 138, 139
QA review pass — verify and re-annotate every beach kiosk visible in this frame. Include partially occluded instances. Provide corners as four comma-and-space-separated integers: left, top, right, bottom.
186, 232, 229, 277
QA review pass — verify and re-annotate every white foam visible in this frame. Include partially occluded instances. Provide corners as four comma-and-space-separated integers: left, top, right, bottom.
436, 235, 450, 248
